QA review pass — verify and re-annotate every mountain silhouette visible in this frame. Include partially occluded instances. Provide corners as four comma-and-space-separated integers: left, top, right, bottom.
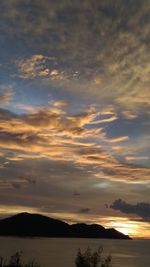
0, 212, 131, 239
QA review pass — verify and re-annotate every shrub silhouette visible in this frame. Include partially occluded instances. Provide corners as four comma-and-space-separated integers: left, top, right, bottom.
75, 246, 111, 267
0, 247, 112, 267
0, 252, 39, 267
8, 251, 22, 267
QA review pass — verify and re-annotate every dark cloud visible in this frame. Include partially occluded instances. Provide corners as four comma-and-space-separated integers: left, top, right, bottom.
79, 208, 91, 214
110, 199, 150, 221
0, 176, 35, 190
73, 192, 80, 196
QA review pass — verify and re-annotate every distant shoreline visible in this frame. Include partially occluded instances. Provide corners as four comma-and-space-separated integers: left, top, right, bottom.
0, 212, 132, 240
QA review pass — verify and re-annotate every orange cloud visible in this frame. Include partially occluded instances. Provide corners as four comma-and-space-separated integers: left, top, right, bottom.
0, 106, 149, 183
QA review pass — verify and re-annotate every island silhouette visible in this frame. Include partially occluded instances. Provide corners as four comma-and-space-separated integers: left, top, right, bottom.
0, 212, 131, 239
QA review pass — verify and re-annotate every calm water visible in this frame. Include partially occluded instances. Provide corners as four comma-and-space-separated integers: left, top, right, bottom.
0, 237, 150, 267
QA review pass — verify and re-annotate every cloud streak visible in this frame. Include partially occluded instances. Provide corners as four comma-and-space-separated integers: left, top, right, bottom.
0, 106, 149, 183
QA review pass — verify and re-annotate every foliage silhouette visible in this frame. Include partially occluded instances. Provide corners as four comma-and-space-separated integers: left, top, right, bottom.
0, 247, 112, 267
75, 246, 111, 267
0, 252, 39, 267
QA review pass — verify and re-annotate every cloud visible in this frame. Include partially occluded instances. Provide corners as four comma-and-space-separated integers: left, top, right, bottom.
110, 199, 150, 221
15, 104, 38, 113
125, 156, 149, 162
17, 55, 51, 79
88, 113, 118, 125
79, 208, 91, 214
50, 100, 68, 108
0, 92, 14, 107
17, 54, 78, 87
0, 105, 149, 183
106, 136, 129, 143
0, 177, 35, 190
73, 192, 80, 196
2, 0, 147, 115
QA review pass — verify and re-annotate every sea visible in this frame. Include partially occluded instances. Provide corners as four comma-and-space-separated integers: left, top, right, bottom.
0, 237, 150, 267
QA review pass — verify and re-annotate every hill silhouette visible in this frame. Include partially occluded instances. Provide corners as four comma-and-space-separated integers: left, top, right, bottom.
0, 212, 131, 239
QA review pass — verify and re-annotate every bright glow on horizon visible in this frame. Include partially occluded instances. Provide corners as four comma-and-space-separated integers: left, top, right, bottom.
108, 221, 138, 236
1, 207, 149, 239
100, 217, 150, 239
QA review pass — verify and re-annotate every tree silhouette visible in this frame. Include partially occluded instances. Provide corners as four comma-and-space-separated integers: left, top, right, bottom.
75, 246, 111, 267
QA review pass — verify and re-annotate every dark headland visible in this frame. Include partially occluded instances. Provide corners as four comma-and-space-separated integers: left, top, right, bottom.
0, 212, 131, 239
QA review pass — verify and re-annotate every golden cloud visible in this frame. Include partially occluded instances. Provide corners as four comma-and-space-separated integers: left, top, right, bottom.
0, 105, 149, 183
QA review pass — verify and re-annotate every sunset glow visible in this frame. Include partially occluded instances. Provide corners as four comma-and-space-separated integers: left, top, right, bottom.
106, 220, 139, 237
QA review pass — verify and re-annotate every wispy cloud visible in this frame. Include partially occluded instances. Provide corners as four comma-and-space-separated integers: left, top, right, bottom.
9, 0, 149, 115
0, 92, 14, 107
0, 105, 149, 183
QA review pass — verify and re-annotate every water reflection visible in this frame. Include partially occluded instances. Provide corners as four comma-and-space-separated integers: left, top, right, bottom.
0, 237, 149, 267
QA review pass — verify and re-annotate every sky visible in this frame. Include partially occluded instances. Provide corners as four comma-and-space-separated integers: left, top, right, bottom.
0, 0, 150, 238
